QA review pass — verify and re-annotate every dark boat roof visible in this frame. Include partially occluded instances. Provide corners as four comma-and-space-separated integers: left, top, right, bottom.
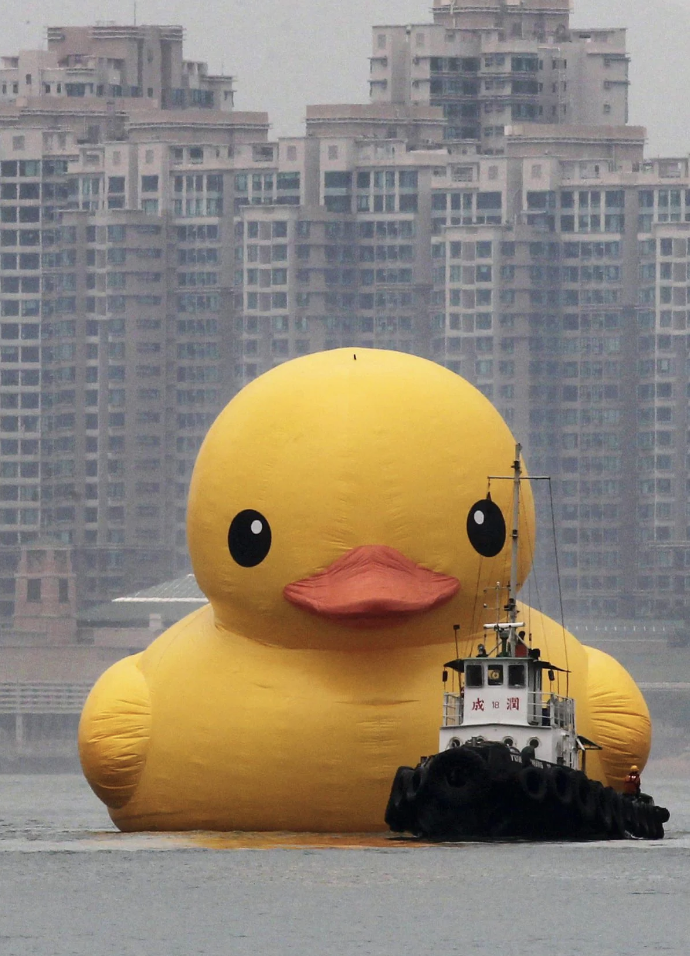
444, 656, 568, 675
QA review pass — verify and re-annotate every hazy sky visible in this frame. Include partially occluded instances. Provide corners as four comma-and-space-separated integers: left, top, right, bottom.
3, 0, 687, 155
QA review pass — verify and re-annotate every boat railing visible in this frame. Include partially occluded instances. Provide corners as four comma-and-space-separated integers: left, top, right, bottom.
443, 690, 574, 731
528, 692, 575, 731
442, 692, 463, 726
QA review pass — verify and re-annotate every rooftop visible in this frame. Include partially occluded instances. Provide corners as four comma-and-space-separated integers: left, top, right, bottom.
79, 574, 207, 628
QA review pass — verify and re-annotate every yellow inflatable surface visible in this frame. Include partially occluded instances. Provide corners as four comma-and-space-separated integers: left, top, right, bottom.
79, 349, 651, 831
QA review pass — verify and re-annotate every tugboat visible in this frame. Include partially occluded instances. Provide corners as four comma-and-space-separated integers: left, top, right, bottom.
385, 446, 670, 841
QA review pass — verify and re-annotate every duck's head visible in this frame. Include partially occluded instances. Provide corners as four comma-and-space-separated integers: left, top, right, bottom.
187, 349, 534, 650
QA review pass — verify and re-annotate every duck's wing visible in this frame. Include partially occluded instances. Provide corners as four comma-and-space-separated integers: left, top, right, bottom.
78, 654, 151, 810
581, 644, 652, 789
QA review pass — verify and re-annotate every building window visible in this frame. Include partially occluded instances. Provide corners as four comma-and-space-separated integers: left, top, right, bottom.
27, 579, 41, 602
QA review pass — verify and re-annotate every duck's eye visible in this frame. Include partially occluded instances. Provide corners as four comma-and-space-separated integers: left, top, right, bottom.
228, 510, 272, 567
466, 499, 506, 558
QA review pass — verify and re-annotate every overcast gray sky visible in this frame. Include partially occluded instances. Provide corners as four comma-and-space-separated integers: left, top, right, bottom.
3, 0, 686, 155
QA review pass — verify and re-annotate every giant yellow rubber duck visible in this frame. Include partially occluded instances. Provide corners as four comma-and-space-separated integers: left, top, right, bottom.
79, 349, 651, 831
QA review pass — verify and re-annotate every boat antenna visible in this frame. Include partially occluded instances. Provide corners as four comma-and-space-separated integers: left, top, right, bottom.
548, 478, 569, 696
507, 442, 522, 625
470, 525, 484, 649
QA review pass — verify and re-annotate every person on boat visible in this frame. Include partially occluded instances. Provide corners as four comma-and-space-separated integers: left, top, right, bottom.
623, 764, 641, 798
477, 644, 488, 657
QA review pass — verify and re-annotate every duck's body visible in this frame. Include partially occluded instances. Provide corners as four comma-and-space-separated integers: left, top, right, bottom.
79, 349, 652, 831
80, 604, 649, 832
82, 605, 449, 831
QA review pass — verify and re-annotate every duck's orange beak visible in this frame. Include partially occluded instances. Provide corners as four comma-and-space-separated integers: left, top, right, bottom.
283, 545, 459, 628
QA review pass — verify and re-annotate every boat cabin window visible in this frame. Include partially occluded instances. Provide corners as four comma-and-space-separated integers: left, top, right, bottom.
487, 665, 504, 686
508, 664, 526, 688
465, 663, 484, 688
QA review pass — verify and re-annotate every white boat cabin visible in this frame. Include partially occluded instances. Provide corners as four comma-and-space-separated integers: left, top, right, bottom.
440, 635, 579, 769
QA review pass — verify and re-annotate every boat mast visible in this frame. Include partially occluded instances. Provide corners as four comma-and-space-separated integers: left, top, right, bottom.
485, 443, 525, 655
507, 442, 521, 625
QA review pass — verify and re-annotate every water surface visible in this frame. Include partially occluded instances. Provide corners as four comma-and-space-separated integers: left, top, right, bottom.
1, 772, 688, 955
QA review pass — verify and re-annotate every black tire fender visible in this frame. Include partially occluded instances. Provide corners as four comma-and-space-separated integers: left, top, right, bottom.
384, 766, 418, 833
548, 766, 576, 807
405, 763, 429, 803
388, 765, 413, 808
485, 742, 515, 780
608, 790, 626, 838
430, 745, 487, 788
424, 746, 492, 811
596, 785, 614, 833
622, 796, 640, 834
572, 772, 597, 822
636, 802, 652, 839
518, 765, 548, 802
648, 807, 664, 841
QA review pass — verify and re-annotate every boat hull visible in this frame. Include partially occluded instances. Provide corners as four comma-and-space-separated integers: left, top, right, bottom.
385, 743, 670, 841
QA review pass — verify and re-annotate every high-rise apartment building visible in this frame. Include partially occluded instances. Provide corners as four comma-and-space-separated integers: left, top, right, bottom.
232, 105, 449, 391
1, 25, 233, 110
370, 0, 629, 151
0, 26, 262, 616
